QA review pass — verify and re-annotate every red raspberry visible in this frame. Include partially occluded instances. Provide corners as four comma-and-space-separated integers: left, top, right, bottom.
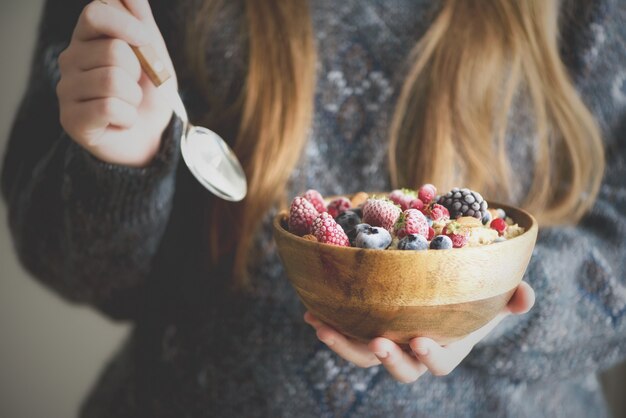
409, 198, 425, 211
490, 218, 508, 236
303, 189, 327, 214
288, 197, 319, 236
427, 226, 435, 240
312, 212, 350, 246
426, 203, 450, 222
327, 197, 351, 218
394, 209, 429, 239
362, 198, 402, 231
418, 184, 437, 205
442, 222, 469, 248
388, 189, 416, 211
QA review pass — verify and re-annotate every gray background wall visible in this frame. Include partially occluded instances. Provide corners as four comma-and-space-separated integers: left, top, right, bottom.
0, 2, 129, 417
0, 1, 624, 418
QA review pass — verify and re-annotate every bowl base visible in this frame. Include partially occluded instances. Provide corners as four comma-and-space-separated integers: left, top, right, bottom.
301, 288, 516, 345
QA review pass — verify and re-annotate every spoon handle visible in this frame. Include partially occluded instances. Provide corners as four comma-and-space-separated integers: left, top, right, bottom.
131, 45, 171, 87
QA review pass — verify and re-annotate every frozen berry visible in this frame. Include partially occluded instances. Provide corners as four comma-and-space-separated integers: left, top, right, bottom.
442, 222, 469, 248
490, 218, 507, 236
394, 209, 429, 239
355, 226, 392, 249
335, 210, 361, 236
418, 184, 437, 204
427, 226, 435, 240
388, 189, 417, 211
496, 208, 506, 219
303, 189, 327, 214
437, 187, 488, 221
288, 196, 319, 236
312, 212, 350, 246
426, 203, 450, 222
398, 234, 429, 251
327, 197, 351, 218
430, 235, 453, 250
482, 210, 492, 225
409, 198, 425, 211
362, 198, 402, 231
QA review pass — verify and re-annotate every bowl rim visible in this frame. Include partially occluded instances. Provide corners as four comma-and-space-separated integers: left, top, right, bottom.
273, 201, 538, 253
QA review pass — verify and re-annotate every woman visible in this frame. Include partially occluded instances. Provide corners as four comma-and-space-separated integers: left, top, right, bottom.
2, 0, 625, 416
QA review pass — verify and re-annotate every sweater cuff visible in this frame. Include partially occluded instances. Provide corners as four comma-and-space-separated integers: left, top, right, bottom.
61, 115, 183, 224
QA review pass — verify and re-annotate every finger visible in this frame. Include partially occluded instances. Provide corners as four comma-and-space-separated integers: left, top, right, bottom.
409, 337, 471, 377
61, 98, 138, 142
369, 338, 428, 383
506, 281, 535, 315
312, 323, 380, 368
120, 0, 153, 21
303, 311, 325, 329
74, 1, 149, 46
63, 39, 142, 80
58, 67, 143, 107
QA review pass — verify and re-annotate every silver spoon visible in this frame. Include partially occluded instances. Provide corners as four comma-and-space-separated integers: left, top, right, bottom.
131, 44, 247, 202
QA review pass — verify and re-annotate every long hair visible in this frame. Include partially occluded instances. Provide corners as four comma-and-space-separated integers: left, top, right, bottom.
185, 0, 604, 288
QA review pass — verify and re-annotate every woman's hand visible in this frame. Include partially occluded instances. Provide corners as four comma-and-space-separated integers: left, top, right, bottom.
56, 0, 177, 167
304, 281, 535, 383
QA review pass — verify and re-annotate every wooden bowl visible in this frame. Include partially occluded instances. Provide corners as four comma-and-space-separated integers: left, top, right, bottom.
273, 203, 538, 345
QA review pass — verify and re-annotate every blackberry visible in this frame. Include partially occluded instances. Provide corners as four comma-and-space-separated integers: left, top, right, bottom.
437, 187, 489, 221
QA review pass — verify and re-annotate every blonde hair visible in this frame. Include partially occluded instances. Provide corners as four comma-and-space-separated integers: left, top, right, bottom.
185, 0, 604, 287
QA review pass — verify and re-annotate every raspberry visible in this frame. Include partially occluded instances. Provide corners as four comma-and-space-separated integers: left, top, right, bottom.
426, 203, 450, 222
288, 197, 319, 236
327, 197, 351, 218
388, 189, 417, 211
362, 198, 402, 231
418, 184, 437, 205
442, 222, 469, 248
303, 189, 327, 214
490, 218, 507, 236
409, 198, 425, 211
312, 212, 350, 246
427, 226, 435, 240
394, 209, 429, 239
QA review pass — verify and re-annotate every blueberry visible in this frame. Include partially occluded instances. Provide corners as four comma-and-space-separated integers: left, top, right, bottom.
355, 226, 392, 249
351, 207, 363, 218
429, 235, 453, 250
348, 223, 371, 245
398, 234, 429, 251
496, 208, 506, 219
335, 210, 362, 235
481, 210, 492, 225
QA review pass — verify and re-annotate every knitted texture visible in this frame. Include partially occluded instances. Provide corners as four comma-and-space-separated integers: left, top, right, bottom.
2, 0, 625, 416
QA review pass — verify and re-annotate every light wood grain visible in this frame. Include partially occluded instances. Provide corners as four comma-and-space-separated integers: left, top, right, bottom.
273, 202, 538, 344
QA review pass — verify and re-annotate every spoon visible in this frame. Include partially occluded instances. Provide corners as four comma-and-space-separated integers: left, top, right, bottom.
100, 0, 247, 201
131, 43, 247, 202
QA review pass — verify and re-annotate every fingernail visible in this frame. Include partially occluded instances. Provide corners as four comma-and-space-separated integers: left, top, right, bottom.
374, 351, 388, 359
415, 347, 429, 356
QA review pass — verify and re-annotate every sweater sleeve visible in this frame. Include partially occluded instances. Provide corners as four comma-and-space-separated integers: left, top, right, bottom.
464, 1, 626, 382
1, 0, 183, 320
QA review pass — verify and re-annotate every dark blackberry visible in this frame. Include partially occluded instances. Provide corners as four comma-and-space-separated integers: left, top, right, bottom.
437, 187, 489, 221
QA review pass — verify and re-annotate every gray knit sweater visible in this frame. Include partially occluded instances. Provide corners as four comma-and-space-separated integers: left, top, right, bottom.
2, 0, 625, 417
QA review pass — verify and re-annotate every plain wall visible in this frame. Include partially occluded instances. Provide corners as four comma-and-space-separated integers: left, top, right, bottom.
0, 2, 129, 418
0, 2, 624, 418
